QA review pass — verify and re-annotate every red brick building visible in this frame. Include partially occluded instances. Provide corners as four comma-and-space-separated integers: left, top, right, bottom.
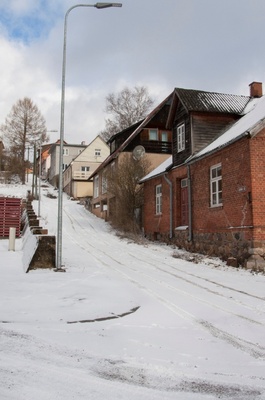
141, 82, 265, 270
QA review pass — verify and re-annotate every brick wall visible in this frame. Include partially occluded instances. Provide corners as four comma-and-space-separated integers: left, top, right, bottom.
143, 134, 265, 269
191, 137, 253, 234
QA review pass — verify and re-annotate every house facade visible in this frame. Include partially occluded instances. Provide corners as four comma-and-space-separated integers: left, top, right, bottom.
48, 141, 87, 187
63, 135, 109, 199
89, 94, 173, 220
40, 143, 52, 180
142, 82, 265, 270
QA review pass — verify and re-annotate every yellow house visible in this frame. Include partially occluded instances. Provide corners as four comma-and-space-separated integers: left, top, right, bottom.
63, 135, 109, 199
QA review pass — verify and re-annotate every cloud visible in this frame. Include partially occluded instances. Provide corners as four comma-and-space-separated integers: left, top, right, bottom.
1, 0, 265, 146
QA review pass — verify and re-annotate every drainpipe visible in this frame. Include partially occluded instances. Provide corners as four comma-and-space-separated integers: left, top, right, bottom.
163, 174, 173, 239
187, 164, 193, 241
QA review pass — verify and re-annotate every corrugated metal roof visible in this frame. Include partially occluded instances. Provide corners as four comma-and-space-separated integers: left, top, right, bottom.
175, 88, 251, 114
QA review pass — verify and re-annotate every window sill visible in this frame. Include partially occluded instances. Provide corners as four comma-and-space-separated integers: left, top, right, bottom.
210, 204, 223, 209
175, 225, 188, 231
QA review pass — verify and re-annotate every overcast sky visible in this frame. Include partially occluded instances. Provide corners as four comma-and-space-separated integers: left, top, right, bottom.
0, 0, 265, 145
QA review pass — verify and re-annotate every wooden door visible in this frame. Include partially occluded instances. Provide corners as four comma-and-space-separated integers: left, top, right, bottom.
180, 179, 189, 226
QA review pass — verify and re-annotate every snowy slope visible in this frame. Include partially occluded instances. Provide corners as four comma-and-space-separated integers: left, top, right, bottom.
0, 179, 265, 400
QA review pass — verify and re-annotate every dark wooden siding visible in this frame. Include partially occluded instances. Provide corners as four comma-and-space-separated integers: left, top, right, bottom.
172, 103, 191, 166
191, 113, 240, 153
126, 129, 172, 154
172, 103, 241, 167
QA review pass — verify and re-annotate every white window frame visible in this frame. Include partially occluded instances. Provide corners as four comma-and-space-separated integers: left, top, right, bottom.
210, 163, 222, 207
177, 123, 185, 152
63, 148, 69, 156
181, 178, 188, 188
149, 129, 158, 141
95, 149, 101, 157
161, 131, 168, 142
94, 175, 99, 198
155, 184, 162, 215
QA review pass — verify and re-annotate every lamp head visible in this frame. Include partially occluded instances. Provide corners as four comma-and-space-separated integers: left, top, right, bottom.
95, 2, 122, 8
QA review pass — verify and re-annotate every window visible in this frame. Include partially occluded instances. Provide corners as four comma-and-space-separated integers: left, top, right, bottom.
161, 131, 168, 142
210, 164, 222, 207
102, 173, 107, 194
180, 178, 189, 226
156, 184, 162, 214
63, 148, 69, 156
94, 175, 99, 198
95, 149, 101, 157
62, 163, 67, 171
81, 166, 90, 172
177, 123, 185, 152
149, 129, 158, 141
181, 178, 188, 188
110, 141, 115, 153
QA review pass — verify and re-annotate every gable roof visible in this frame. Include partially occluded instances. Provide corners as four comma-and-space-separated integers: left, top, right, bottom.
141, 89, 265, 181
67, 135, 108, 164
167, 87, 252, 128
190, 95, 265, 161
175, 88, 251, 114
89, 92, 173, 179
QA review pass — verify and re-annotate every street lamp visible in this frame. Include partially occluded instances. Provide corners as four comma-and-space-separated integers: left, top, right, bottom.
56, 2, 122, 271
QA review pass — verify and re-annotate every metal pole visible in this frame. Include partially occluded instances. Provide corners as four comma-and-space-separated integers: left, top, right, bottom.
38, 146, 41, 217
56, 2, 122, 271
32, 143, 36, 197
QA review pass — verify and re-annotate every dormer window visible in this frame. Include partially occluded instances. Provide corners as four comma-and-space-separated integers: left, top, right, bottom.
177, 123, 185, 152
149, 129, 158, 141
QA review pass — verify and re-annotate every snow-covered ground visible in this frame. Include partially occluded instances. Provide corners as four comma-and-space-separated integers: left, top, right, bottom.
1, 178, 265, 400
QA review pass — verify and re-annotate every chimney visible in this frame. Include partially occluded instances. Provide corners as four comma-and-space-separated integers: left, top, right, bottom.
249, 81, 263, 98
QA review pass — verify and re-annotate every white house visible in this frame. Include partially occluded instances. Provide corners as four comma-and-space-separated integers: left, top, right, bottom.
63, 135, 110, 199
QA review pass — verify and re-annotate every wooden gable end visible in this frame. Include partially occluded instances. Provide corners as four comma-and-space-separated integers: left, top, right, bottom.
148, 104, 171, 129
124, 104, 172, 155
191, 112, 240, 154
124, 128, 172, 154
172, 101, 191, 166
172, 101, 242, 167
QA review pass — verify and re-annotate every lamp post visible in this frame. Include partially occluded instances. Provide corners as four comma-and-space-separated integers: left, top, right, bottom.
56, 2, 122, 271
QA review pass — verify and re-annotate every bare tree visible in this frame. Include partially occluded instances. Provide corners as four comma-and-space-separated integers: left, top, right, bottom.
101, 86, 154, 141
0, 97, 48, 184
106, 153, 151, 233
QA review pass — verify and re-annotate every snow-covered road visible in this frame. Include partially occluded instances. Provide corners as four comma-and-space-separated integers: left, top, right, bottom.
1, 182, 265, 399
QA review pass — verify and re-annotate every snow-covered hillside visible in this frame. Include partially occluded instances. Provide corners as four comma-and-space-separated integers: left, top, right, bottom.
0, 179, 265, 400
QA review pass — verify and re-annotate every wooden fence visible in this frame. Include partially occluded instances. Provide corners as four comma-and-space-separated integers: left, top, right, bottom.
0, 197, 22, 237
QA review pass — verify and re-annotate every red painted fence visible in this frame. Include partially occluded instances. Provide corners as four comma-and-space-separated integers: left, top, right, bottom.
0, 197, 22, 238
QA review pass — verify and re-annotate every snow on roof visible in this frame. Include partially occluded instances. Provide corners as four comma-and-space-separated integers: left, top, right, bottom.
140, 156, 172, 183
191, 95, 265, 160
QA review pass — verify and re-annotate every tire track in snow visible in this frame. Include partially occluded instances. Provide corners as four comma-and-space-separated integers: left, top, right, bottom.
61, 204, 265, 360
